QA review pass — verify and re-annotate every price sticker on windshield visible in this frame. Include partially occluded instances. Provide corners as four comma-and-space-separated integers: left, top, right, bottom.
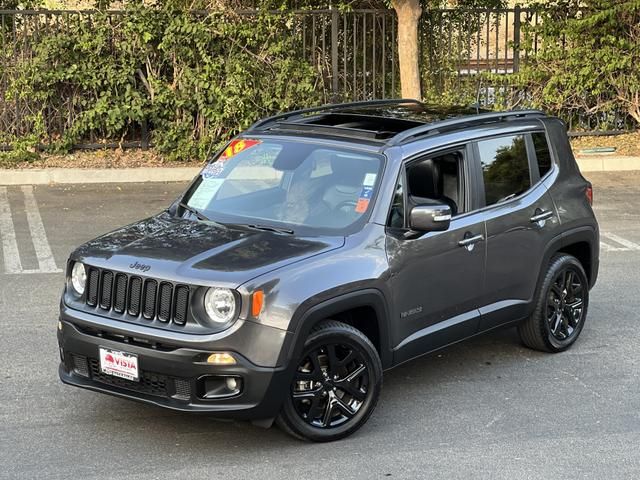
355, 173, 377, 213
201, 139, 262, 180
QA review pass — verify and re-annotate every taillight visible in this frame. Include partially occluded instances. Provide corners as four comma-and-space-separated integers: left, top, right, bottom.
585, 184, 593, 205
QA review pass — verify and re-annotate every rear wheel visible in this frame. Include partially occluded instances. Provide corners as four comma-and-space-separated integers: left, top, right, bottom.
519, 254, 589, 352
277, 320, 382, 442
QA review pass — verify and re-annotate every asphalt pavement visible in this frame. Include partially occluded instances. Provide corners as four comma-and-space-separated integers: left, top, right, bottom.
1, 172, 639, 479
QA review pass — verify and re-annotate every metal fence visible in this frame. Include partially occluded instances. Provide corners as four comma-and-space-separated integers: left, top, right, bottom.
0, 7, 634, 148
286, 9, 399, 101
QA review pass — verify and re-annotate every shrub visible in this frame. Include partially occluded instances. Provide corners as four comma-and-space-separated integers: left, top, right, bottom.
513, 0, 640, 130
3, 4, 322, 161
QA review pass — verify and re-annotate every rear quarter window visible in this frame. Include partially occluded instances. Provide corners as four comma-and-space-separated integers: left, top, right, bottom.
477, 134, 531, 206
532, 132, 552, 178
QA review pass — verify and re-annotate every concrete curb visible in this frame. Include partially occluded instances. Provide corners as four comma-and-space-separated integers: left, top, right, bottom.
0, 156, 639, 184
0, 167, 201, 185
574, 156, 640, 172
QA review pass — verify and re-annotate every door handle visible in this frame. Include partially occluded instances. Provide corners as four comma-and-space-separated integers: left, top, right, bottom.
530, 210, 553, 223
458, 234, 484, 247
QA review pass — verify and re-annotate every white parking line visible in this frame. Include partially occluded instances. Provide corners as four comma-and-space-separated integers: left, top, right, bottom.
0, 186, 62, 274
600, 241, 627, 252
601, 232, 640, 252
0, 187, 22, 274
21, 186, 62, 273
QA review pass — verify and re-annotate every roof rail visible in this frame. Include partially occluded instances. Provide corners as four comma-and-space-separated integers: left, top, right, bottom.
386, 109, 545, 146
248, 99, 424, 131
264, 121, 394, 140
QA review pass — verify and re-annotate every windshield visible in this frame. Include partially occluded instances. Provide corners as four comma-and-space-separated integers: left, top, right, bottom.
183, 138, 383, 233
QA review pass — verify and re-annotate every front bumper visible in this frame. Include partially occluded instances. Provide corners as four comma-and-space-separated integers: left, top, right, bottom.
57, 312, 292, 420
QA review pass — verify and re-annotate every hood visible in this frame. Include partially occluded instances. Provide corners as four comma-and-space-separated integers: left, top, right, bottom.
73, 212, 345, 287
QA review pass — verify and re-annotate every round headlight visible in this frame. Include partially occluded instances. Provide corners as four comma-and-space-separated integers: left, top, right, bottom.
71, 262, 86, 295
204, 288, 237, 324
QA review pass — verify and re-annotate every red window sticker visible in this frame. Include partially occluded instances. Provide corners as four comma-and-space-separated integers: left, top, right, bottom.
355, 198, 370, 213
202, 139, 262, 179
220, 138, 261, 161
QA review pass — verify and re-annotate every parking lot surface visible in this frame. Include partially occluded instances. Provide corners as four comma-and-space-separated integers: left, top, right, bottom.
1, 172, 639, 479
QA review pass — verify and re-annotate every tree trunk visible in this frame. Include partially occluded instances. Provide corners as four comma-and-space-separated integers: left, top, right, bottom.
392, 0, 422, 100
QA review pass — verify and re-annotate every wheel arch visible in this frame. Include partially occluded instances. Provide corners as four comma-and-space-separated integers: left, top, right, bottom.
535, 226, 599, 302
282, 289, 393, 370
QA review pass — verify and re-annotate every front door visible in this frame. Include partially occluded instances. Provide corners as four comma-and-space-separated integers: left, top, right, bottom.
386, 146, 486, 364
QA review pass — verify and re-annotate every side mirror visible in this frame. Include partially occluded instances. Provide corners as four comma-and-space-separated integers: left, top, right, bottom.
409, 203, 452, 232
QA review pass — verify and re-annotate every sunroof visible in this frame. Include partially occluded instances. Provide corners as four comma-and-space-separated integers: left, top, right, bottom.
252, 101, 497, 143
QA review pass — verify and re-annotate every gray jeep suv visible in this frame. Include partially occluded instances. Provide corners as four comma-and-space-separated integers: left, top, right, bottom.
58, 100, 599, 441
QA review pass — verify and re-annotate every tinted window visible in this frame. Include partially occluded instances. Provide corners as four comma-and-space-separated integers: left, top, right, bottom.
478, 135, 530, 206
406, 151, 464, 216
532, 132, 552, 177
388, 174, 404, 228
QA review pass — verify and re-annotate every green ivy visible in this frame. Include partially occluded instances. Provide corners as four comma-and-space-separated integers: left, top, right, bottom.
512, 0, 640, 130
3, 4, 321, 161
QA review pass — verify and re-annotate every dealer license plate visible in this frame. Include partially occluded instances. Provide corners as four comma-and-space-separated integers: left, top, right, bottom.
99, 347, 139, 382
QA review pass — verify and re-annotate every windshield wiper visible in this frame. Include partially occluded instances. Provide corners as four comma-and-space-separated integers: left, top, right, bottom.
178, 203, 230, 229
178, 202, 210, 221
241, 224, 295, 235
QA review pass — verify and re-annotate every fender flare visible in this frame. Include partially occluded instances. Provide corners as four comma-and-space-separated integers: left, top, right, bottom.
534, 225, 598, 306
280, 288, 393, 370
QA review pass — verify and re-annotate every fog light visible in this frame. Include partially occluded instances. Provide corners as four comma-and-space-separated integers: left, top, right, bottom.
198, 375, 242, 399
226, 377, 237, 390
207, 352, 236, 365
58, 321, 63, 331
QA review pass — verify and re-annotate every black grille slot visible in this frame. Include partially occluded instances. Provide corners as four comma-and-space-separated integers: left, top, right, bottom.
128, 276, 142, 316
173, 285, 189, 325
173, 379, 191, 400
99, 270, 114, 310
142, 279, 158, 319
113, 273, 128, 313
86, 268, 100, 306
157, 282, 173, 322
72, 354, 89, 377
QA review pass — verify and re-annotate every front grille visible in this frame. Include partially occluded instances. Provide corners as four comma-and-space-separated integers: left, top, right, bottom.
85, 267, 190, 326
88, 358, 168, 397
79, 356, 192, 401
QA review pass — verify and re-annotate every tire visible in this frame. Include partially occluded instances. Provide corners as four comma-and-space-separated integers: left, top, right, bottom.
276, 320, 382, 442
518, 253, 589, 353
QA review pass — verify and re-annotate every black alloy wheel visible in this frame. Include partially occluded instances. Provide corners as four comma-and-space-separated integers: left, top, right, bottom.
277, 321, 382, 442
519, 253, 589, 352
546, 267, 585, 341
292, 343, 369, 428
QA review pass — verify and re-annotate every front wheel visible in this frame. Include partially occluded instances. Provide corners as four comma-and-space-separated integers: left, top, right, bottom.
276, 320, 382, 442
519, 253, 589, 352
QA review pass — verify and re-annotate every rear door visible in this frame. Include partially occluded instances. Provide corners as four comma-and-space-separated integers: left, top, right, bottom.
474, 131, 559, 330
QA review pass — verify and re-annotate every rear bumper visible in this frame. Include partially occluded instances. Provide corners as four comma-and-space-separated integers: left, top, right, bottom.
57, 316, 291, 420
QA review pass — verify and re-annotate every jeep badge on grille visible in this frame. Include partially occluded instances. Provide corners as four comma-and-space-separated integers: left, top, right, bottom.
129, 261, 151, 273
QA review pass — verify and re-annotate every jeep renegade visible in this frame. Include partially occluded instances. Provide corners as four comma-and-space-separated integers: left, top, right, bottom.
58, 100, 599, 442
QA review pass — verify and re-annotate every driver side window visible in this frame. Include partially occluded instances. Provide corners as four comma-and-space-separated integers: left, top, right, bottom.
406, 150, 465, 217
387, 148, 466, 228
